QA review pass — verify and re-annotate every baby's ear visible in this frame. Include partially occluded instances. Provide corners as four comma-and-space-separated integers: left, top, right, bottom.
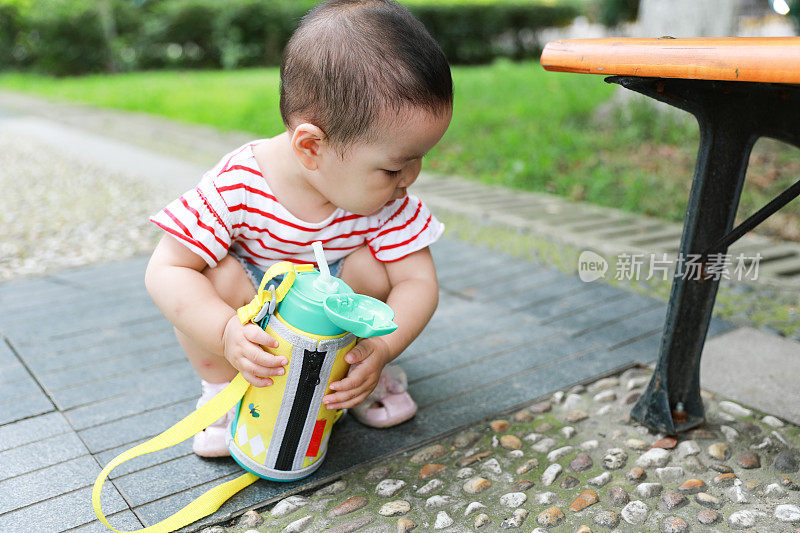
291, 123, 326, 170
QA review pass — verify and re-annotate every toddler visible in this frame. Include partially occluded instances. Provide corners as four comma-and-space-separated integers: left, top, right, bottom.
145, 0, 453, 457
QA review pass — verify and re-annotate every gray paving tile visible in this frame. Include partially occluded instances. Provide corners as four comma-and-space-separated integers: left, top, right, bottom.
441, 258, 541, 293
0, 411, 72, 452
508, 276, 588, 311
0, 341, 18, 366
0, 361, 30, 386
37, 344, 184, 392
607, 330, 662, 365
51, 360, 194, 410
0, 431, 88, 480
49, 256, 148, 285
0, 484, 132, 533
0, 455, 102, 514
576, 305, 667, 348
70, 511, 142, 533
23, 327, 176, 373
549, 292, 661, 335
529, 283, 628, 323
66, 378, 198, 431
115, 454, 241, 507
95, 438, 193, 479
0, 376, 46, 404
473, 269, 567, 303
79, 399, 196, 453
0, 393, 54, 425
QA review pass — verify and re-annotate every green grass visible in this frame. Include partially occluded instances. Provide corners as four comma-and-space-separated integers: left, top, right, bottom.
1, 60, 798, 242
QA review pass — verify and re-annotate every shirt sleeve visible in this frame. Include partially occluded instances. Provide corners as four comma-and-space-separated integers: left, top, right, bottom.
366, 194, 445, 262
149, 167, 243, 268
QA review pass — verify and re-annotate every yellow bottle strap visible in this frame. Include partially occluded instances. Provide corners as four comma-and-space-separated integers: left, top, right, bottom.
92, 374, 255, 533
237, 262, 315, 325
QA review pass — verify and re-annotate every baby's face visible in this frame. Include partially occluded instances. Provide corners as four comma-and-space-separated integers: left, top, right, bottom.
315, 106, 452, 215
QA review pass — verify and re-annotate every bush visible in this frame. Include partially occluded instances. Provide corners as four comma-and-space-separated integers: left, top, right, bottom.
594, 0, 639, 27
1, 0, 579, 75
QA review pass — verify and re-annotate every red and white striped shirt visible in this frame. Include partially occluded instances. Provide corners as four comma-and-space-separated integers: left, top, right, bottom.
150, 141, 444, 268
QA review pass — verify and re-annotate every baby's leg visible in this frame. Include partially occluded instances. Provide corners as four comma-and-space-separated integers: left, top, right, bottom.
338, 246, 391, 301
174, 255, 256, 383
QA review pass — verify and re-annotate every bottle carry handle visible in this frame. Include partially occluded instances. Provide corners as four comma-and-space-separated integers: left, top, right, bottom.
93, 261, 309, 532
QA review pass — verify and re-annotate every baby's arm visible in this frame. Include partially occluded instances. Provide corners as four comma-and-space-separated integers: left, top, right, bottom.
145, 235, 287, 387
323, 247, 438, 409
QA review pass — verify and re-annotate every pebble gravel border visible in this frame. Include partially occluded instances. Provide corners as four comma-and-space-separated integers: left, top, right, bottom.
0, 131, 168, 281
204, 366, 800, 533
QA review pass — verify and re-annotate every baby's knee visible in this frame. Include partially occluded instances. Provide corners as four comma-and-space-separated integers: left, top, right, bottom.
339, 247, 391, 301
203, 255, 257, 309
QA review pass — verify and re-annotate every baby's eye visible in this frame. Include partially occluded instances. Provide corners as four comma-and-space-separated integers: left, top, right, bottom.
383, 169, 401, 177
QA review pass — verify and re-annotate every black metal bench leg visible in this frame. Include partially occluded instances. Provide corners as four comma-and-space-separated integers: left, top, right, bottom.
603, 77, 800, 434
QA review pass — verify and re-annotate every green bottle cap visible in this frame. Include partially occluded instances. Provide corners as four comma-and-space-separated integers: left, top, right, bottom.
323, 293, 398, 338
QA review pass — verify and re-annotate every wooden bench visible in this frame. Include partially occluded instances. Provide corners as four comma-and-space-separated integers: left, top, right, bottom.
541, 37, 800, 434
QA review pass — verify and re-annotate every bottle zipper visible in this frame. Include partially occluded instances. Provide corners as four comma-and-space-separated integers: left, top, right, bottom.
275, 349, 327, 470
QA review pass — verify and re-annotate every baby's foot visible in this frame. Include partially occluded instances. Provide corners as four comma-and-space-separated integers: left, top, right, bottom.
350, 365, 417, 428
193, 380, 235, 457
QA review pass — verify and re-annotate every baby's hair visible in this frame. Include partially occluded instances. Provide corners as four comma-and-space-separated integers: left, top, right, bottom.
280, 0, 453, 156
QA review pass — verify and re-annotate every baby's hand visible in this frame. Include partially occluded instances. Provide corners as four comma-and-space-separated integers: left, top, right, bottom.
323, 337, 391, 409
222, 315, 287, 387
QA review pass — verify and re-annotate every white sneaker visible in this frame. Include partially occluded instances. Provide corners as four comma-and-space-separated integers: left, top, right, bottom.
192, 380, 235, 457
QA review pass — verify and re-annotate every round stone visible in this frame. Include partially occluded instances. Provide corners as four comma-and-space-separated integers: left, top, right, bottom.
697, 509, 721, 525
709, 463, 733, 473
651, 437, 678, 449
531, 400, 552, 413
516, 458, 539, 475
775, 504, 800, 522
713, 472, 737, 486
547, 445, 574, 462
375, 479, 406, 497
434, 511, 452, 530
737, 451, 760, 469
728, 509, 765, 528
515, 458, 539, 475
419, 463, 446, 479
655, 466, 684, 482
366, 465, 391, 480
329, 496, 368, 517
315, 480, 347, 497
456, 467, 475, 479
535, 491, 558, 505
453, 429, 481, 448
564, 393, 585, 409
490, 419, 510, 432
594, 390, 616, 402
675, 440, 701, 458
396, 518, 416, 532
512, 408, 534, 422
464, 501, 486, 516
570, 452, 593, 472
238, 510, 263, 528
561, 426, 576, 438
284, 515, 314, 532
500, 435, 522, 451
537, 506, 564, 527
541, 463, 562, 486
626, 467, 646, 482
661, 492, 687, 510
707, 442, 730, 460
569, 490, 599, 512
635, 482, 663, 499
621, 500, 649, 525
481, 457, 502, 474
762, 415, 784, 428
607, 486, 630, 506
271, 496, 309, 518
621, 391, 642, 405
593, 509, 620, 528
580, 439, 599, 450
677, 478, 706, 494
774, 450, 799, 473
474, 513, 490, 528
765, 482, 788, 498
416, 479, 443, 495
636, 448, 670, 468
456, 450, 491, 467
500, 492, 527, 508
501, 508, 529, 529
378, 500, 411, 517
720, 425, 739, 442
536, 422, 555, 432
625, 438, 649, 450
410, 444, 447, 464
532, 437, 558, 453
575, 526, 591, 533
566, 410, 589, 423
683, 455, 706, 472
603, 448, 628, 469
587, 471, 612, 487
462, 476, 491, 494
510, 478, 534, 492
559, 475, 580, 489
719, 400, 752, 417
695, 492, 723, 509
661, 516, 689, 533
425, 495, 452, 509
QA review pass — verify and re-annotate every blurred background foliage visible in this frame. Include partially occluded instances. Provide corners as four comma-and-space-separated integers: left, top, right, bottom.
0, 0, 587, 75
